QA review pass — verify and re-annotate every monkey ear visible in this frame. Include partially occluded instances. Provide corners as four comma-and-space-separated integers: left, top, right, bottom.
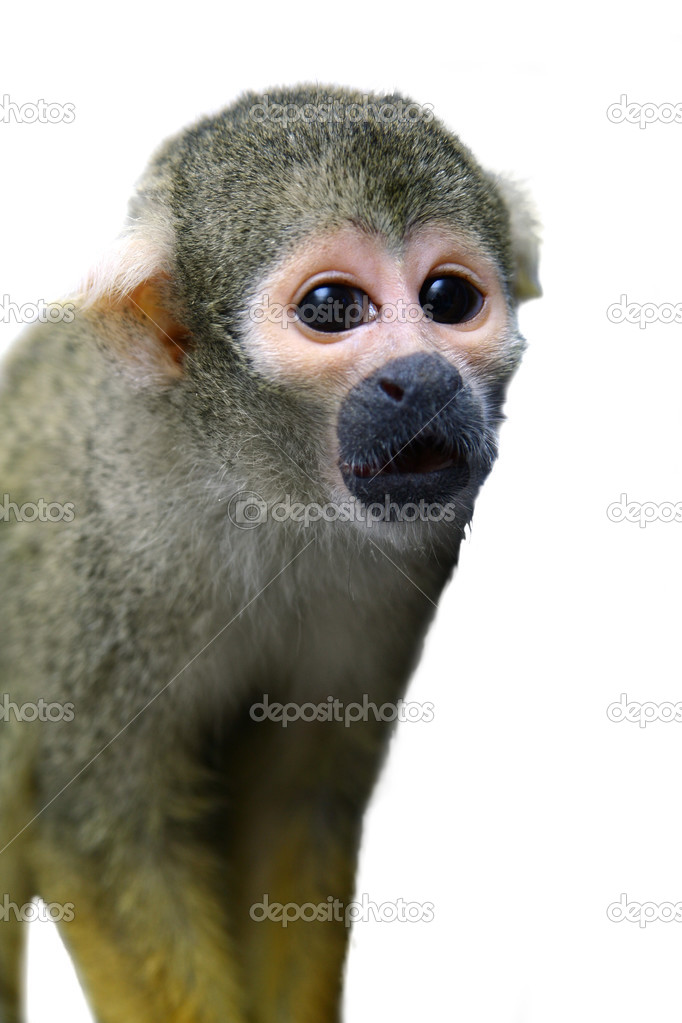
491, 175, 542, 303
76, 225, 191, 382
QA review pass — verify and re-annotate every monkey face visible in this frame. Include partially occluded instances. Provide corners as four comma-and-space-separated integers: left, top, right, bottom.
243, 223, 518, 529
86, 88, 538, 543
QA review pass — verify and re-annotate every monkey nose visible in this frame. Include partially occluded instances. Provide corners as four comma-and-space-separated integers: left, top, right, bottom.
372, 353, 463, 412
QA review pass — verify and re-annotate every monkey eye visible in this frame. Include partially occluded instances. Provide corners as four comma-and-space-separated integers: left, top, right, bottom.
296, 284, 374, 333
419, 275, 484, 324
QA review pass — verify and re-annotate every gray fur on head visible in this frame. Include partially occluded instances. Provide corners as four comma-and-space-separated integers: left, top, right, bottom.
93, 86, 538, 339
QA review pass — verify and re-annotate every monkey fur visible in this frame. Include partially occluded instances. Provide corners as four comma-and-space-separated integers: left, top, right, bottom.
0, 86, 540, 1023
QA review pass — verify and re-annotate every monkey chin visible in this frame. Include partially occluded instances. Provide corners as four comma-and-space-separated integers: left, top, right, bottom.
327, 466, 485, 557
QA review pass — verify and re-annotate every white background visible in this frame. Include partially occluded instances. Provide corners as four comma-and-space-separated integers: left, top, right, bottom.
1, 1, 681, 1020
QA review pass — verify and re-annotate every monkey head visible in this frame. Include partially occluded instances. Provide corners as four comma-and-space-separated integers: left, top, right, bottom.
83, 86, 540, 550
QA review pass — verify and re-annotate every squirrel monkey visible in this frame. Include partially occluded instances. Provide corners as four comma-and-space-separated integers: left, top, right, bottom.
0, 86, 540, 1023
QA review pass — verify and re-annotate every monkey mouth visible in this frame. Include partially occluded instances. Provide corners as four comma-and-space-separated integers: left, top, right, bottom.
336, 353, 493, 514
342, 433, 467, 479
